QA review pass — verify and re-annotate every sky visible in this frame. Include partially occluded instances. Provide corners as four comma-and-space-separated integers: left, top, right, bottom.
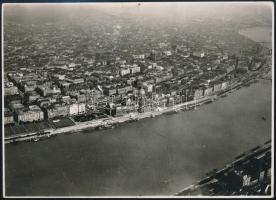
3, 2, 273, 17
2, 2, 273, 28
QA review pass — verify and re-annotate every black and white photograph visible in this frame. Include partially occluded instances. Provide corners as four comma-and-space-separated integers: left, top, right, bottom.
1, 1, 274, 197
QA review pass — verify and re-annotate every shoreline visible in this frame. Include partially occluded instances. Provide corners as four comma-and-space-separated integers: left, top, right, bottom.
4, 78, 250, 144
5, 65, 271, 144
175, 140, 271, 196
238, 26, 272, 49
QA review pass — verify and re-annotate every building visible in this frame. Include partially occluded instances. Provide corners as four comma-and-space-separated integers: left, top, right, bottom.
250, 58, 265, 71
163, 50, 172, 56
4, 108, 14, 125
204, 87, 213, 96
53, 74, 66, 80
37, 98, 51, 108
130, 64, 141, 74
117, 85, 133, 95
156, 65, 164, 71
26, 91, 40, 102
193, 88, 204, 100
22, 81, 37, 93
133, 54, 145, 59
193, 51, 205, 58
105, 103, 116, 116
120, 67, 131, 76
155, 72, 173, 83
9, 100, 25, 112
37, 85, 61, 97
237, 65, 248, 73
61, 95, 70, 101
127, 77, 137, 85
115, 105, 136, 116
143, 83, 153, 93
69, 103, 86, 115
166, 96, 175, 107
213, 83, 222, 92
4, 81, 19, 96
7, 72, 23, 85
15, 105, 44, 123
59, 81, 71, 89
81, 89, 102, 104
252, 61, 263, 70
103, 86, 117, 96
221, 81, 229, 90
46, 103, 70, 119
226, 65, 235, 74
5, 86, 19, 96
66, 78, 85, 84
68, 91, 86, 103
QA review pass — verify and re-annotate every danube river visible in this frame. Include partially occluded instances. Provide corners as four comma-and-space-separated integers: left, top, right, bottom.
5, 80, 272, 196
239, 26, 272, 49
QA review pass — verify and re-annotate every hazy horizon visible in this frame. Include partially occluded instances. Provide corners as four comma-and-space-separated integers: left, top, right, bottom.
3, 2, 273, 23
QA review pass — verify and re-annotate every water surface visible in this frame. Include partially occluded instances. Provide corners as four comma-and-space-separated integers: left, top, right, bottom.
5, 80, 272, 196
239, 26, 272, 49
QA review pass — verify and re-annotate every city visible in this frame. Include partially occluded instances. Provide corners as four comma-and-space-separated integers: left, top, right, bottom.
3, 2, 273, 197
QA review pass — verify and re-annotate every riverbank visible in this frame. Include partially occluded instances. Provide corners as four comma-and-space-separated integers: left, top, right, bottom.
5, 96, 211, 144
175, 140, 271, 196
5, 77, 246, 144
5, 62, 271, 144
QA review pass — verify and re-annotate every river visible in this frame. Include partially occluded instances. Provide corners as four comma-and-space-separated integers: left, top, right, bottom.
5, 79, 272, 196
239, 26, 272, 49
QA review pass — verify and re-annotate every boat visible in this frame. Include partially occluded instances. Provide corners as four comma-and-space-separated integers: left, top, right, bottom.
39, 135, 49, 141
64, 131, 74, 135
33, 137, 39, 142
103, 124, 114, 129
49, 134, 57, 137
181, 107, 187, 111
38, 131, 51, 136
96, 126, 103, 130
164, 110, 178, 115
81, 129, 92, 134
11, 139, 19, 144
262, 116, 266, 121
128, 118, 138, 122
205, 100, 212, 104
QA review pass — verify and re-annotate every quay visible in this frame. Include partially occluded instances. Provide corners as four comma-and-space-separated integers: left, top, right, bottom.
4, 76, 261, 144
4, 95, 213, 144
175, 140, 271, 196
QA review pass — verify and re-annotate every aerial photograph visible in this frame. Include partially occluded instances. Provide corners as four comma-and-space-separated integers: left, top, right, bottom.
2, 2, 273, 197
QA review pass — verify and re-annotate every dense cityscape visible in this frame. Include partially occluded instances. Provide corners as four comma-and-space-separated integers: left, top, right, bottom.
4, 4, 272, 137
3, 3, 273, 197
